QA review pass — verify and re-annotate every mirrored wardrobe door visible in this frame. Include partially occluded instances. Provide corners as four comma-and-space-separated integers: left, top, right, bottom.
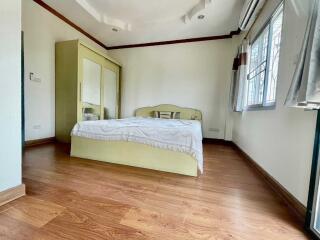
82, 58, 102, 121
103, 67, 118, 119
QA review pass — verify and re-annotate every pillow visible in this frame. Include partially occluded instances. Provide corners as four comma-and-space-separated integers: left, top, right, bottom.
154, 111, 180, 119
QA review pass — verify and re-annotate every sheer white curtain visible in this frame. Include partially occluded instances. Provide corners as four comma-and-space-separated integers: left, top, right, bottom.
231, 40, 249, 112
285, 0, 320, 109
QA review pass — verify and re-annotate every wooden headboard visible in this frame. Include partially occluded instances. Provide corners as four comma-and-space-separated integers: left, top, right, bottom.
135, 104, 202, 120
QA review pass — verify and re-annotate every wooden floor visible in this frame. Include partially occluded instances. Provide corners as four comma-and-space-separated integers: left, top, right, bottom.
0, 142, 310, 239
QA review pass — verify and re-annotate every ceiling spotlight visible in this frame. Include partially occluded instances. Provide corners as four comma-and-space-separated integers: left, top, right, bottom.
112, 28, 119, 32
183, 0, 211, 24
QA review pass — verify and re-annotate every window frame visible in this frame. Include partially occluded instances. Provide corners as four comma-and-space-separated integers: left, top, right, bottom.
245, 2, 284, 111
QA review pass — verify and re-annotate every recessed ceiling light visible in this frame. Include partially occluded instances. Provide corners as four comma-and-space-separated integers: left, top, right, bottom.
112, 28, 119, 32
198, 15, 205, 20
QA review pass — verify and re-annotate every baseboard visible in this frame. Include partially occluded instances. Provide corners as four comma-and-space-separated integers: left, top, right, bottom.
202, 138, 233, 145
0, 184, 26, 206
24, 137, 56, 147
232, 142, 306, 224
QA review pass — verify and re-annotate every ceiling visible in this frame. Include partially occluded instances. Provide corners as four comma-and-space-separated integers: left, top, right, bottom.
41, 0, 245, 47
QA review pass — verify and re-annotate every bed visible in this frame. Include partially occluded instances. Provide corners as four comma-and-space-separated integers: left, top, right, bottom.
70, 104, 203, 176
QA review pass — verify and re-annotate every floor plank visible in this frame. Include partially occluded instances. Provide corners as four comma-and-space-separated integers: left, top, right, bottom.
2, 196, 64, 227
0, 142, 311, 239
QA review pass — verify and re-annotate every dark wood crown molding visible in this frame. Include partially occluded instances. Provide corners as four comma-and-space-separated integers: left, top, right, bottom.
33, 0, 241, 50
107, 29, 240, 50
33, 0, 109, 51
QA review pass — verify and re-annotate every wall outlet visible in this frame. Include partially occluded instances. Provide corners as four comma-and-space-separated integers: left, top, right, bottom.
33, 125, 41, 130
29, 72, 41, 83
209, 128, 220, 132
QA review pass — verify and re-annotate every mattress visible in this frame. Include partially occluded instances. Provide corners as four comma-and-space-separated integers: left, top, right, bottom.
71, 117, 203, 172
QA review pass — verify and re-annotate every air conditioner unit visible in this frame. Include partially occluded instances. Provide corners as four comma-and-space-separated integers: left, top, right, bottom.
239, 0, 266, 31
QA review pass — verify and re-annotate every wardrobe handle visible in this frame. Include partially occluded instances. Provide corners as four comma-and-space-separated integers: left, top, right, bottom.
79, 82, 82, 101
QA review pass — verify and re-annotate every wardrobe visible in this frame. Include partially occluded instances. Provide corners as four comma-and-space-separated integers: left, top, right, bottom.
55, 40, 121, 143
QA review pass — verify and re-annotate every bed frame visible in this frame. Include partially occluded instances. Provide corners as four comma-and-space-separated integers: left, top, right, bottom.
71, 104, 202, 176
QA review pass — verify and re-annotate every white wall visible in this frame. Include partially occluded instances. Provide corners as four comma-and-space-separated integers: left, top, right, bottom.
232, 0, 316, 205
110, 40, 235, 139
0, 0, 22, 192
22, 0, 108, 141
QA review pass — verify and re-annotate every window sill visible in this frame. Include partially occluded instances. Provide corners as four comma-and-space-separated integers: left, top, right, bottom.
244, 103, 276, 111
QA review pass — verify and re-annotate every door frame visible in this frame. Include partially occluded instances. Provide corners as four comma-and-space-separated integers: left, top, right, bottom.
306, 110, 320, 239
21, 31, 25, 147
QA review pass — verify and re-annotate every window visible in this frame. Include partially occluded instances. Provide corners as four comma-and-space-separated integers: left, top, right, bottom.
245, 3, 284, 109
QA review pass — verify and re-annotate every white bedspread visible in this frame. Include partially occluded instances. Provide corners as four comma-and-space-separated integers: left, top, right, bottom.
71, 117, 203, 173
